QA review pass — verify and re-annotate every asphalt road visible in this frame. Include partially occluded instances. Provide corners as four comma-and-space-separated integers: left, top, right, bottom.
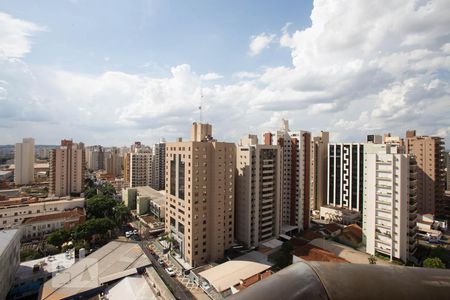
139, 242, 195, 300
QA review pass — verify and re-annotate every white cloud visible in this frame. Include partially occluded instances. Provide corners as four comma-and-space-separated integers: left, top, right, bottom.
1, 1, 450, 146
200, 72, 223, 81
0, 12, 45, 58
248, 33, 276, 56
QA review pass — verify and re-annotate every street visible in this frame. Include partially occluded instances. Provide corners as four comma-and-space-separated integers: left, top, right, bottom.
139, 241, 195, 300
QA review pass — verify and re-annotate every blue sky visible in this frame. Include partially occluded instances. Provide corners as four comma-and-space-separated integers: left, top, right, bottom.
0, 0, 449, 146
0, 0, 312, 76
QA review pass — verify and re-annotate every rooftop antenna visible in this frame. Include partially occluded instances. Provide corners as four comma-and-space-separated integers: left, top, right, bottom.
199, 85, 204, 123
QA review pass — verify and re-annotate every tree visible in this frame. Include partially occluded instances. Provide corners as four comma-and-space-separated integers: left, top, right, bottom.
269, 241, 293, 269
114, 202, 131, 226
84, 187, 98, 199
86, 195, 117, 219
74, 218, 115, 241
98, 182, 116, 197
47, 229, 71, 248
423, 257, 445, 269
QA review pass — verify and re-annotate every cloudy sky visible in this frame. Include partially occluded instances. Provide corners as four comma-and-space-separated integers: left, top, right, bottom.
0, 0, 449, 146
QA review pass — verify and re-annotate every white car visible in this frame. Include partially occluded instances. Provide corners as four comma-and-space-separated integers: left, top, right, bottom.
125, 231, 132, 238
165, 267, 176, 277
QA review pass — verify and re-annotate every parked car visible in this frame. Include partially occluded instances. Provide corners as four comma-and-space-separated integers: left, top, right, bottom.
165, 267, 176, 277
158, 259, 165, 266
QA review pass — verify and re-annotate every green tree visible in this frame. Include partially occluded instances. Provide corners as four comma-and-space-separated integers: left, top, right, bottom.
84, 187, 98, 199
423, 257, 445, 269
47, 229, 71, 248
113, 202, 131, 226
86, 195, 117, 219
98, 182, 116, 196
74, 218, 115, 241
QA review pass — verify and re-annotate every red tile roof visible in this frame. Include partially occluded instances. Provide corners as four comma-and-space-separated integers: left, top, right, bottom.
293, 244, 349, 263
22, 208, 85, 224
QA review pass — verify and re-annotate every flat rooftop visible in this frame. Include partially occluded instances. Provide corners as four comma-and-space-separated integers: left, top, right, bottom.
15, 251, 76, 281
0, 229, 20, 257
40, 241, 151, 300
136, 186, 165, 204
198, 251, 273, 293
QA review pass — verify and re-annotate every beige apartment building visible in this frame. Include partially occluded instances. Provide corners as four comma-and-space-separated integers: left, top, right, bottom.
14, 138, 35, 185
236, 135, 281, 248
49, 140, 86, 197
165, 123, 235, 267
310, 131, 329, 212
405, 131, 446, 215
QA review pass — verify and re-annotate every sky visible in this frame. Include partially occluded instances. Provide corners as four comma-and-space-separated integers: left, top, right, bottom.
0, 0, 449, 147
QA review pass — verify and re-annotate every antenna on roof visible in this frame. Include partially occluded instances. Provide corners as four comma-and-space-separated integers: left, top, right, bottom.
199, 85, 204, 123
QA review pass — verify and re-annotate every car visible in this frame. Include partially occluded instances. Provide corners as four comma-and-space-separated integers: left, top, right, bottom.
165, 267, 176, 277
133, 229, 138, 235
125, 231, 132, 238
158, 259, 165, 266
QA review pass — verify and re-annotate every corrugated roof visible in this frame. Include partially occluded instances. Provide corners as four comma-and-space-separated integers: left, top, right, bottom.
40, 241, 151, 300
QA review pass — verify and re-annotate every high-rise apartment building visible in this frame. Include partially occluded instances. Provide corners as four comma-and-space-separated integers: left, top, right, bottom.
266, 120, 311, 232
235, 135, 281, 248
105, 147, 122, 177
86, 146, 104, 171
445, 151, 450, 191
405, 131, 446, 215
152, 140, 166, 190
129, 148, 153, 188
49, 140, 86, 197
310, 131, 329, 212
363, 146, 417, 262
165, 123, 235, 267
327, 143, 364, 212
14, 138, 35, 185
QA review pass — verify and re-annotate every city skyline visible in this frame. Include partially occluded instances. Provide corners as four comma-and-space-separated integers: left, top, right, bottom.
0, 0, 449, 146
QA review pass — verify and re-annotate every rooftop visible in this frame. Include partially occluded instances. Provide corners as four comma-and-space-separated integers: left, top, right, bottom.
40, 241, 151, 300
22, 207, 85, 224
103, 275, 157, 300
15, 251, 76, 282
293, 244, 349, 263
135, 186, 165, 205
198, 251, 273, 293
0, 229, 21, 257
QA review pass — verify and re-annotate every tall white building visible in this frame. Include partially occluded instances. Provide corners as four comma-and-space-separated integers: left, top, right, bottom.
363, 146, 417, 262
129, 148, 153, 188
235, 135, 281, 248
152, 140, 166, 190
14, 138, 35, 185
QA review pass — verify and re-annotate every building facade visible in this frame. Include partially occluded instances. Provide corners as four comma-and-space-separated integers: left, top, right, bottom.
327, 143, 364, 212
405, 132, 446, 215
0, 229, 21, 300
310, 131, 329, 212
86, 146, 104, 171
152, 140, 166, 190
165, 123, 235, 267
269, 120, 311, 232
0, 197, 85, 230
14, 138, 35, 185
49, 140, 86, 197
235, 135, 281, 248
104, 147, 123, 177
129, 149, 153, 187
363, 150, 417, 262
